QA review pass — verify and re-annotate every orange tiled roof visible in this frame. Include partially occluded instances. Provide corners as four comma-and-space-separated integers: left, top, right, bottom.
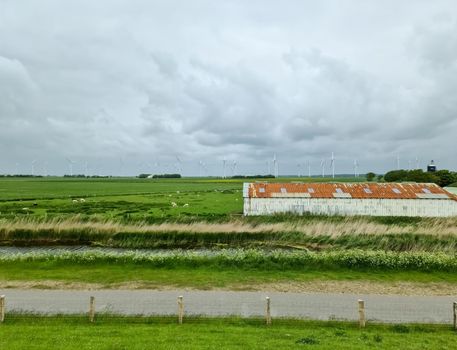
246, 182, 457, 201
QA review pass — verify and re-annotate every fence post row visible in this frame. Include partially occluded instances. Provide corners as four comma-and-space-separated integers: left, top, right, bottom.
89, 296, 95, 323
178, 296, 184, 324
0, 295, 5, 323
265, 297, 271, 325
358, 299, 365, 328
453, 302, 457, 331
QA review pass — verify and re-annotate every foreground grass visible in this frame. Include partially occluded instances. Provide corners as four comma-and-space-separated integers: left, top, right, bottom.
0, 317, 455, 349
2, 262, 457, 288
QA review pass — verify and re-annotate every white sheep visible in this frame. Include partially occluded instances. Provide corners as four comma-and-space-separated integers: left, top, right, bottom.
171, 202, 177, 207
183, 203, 189, 207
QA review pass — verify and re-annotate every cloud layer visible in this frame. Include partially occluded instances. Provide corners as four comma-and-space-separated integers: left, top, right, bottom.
1, 0, 456, 176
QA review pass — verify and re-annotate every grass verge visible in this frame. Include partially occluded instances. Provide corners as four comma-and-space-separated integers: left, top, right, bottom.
0, 316, 455, 350
2, 261, 457, 289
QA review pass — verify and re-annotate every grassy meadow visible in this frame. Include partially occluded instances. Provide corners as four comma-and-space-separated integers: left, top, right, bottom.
1, 176, 457, 289
1, 317, 455, 350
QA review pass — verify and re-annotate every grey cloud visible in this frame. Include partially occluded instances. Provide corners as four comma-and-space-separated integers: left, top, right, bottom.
1, 0, 457, 175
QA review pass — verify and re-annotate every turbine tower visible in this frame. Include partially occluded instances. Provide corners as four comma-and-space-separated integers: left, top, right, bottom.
66, 158, 76, 176
354, 159, 359, 178
308, 161, 311, 177
273, 154, 278, 178
31, 160, 38, 176
320, 159, 325, 178
330, 152, 335, 179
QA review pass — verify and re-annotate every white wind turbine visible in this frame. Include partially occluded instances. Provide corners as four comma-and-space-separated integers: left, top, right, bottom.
330, 152, 335, 179
273, 154, 278, 178
308, 160, 311, 177
31, 159, 38, 176
320, 159, 325, 178
354, 159, 359, 178
66, 158, 76, 176
175, 156, 183, 175
231, 160, 237, 176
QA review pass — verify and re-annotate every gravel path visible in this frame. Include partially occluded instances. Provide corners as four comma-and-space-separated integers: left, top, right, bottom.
1, 289, 456, 324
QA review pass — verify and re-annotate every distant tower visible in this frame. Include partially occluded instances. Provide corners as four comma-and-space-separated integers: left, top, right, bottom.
427, 160, 436, 173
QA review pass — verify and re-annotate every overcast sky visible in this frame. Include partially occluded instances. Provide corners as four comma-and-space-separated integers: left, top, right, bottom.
1, 0, 456, 176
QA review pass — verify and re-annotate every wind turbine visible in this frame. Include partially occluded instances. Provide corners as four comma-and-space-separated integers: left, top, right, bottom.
31, 160, 38, 176
231, 160, 237, 176
222, 158, 227, 179
297, 163, 301, 177
66, 158, 76, 176
273, 154, 278, 178
415, 156, 419, 170
330, 152, 335, 179
84, 161, 89, 177
175, 156, 183, 175
308, 161, 311, 177
320, 159, 325, 178
354, 159, 359, 178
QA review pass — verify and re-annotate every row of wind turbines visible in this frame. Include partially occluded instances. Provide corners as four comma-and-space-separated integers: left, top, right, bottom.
8, 154, 424, 178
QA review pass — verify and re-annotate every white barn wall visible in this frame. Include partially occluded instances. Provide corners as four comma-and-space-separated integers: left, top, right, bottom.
244, 197, 457, 217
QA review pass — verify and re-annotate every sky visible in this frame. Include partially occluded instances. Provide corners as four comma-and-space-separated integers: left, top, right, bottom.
1, 0, 456, 176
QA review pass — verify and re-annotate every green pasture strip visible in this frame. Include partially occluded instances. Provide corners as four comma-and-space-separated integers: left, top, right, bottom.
0, 176, 365, 201
0, 177, 242, 201
0, 316, 454, 350
2, 261, 457, 288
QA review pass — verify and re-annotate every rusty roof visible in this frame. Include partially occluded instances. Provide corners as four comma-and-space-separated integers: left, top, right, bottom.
245, 182, 457, 201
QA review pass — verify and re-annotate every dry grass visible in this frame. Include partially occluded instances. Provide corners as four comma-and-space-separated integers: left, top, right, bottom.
2, 279, 457, 296
1, 216, 457, 237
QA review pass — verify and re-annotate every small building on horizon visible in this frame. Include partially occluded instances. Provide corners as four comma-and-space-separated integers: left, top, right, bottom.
243, 182, 457, 217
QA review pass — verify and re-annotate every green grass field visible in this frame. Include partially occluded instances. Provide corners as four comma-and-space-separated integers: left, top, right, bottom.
2, 255, 457, 288
0, 176, 367, 222
0, 317, 455, 350
1, 177, 457, 290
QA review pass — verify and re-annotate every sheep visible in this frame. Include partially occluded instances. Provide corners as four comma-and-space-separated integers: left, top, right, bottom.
79, 198, 86, 202
72, 199, 78, 203
171, 202, 177, 207
183, 203, 189, 207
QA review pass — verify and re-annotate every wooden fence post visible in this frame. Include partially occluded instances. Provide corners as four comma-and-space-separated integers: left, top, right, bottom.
358, 299, 365, 328
453, 302, 457, 331
265, 297, 271, 325
0, 295, 5, 323
89, 296, 95, 323
178, 296, 184, 324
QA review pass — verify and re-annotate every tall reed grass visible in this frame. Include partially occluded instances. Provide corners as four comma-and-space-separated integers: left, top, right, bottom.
1, 217, 457, 251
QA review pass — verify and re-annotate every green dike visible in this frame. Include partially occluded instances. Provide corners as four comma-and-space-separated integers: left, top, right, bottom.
0, 317, 455, 350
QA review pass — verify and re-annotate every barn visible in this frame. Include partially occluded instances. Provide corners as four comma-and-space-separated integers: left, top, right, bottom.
243, 182, 457, 217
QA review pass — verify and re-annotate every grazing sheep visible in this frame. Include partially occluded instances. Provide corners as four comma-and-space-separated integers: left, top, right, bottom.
72, 199, 78, 203
171, 202, 177, 207
183, 203, 189, 207
79, 198, 86, 202
22, 207, 29, 211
